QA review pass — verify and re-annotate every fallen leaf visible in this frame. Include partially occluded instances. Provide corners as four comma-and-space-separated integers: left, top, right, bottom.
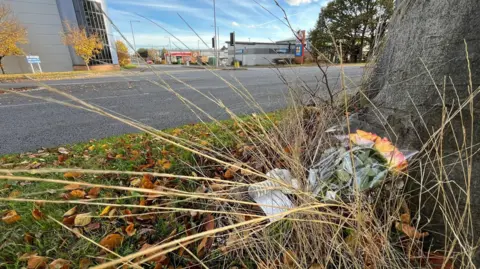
99, 206, 112, 216
123, 209, 134, 223
63, 172, 82, 179
125, 223, 136, 237
78, 258, 91, 269
108, 208, 117, 219
200, 140, 209, 146
74, 213, 92, 226
157, 159, 172, 170
57, 154, 68, 163
141, 174, 154, 189
27, 255, 47, 269
395, 222, 429, 239
99, 233, 124, 250
49, 258, 71, 269
19, 252, 38, 261
64, 184, 82, 191
32, 209, 44, 220
204, 214, 215, 231
70, 190, 86, 199
62, 215, 76, 226
8, 190, 21, 198
101, 144, 109, 149
85, 222, 101, 232
87, 187, 101, 198
197, 214, 215, 255
63, 207, 77, 217
88, 145, 95, 151
130, 178, 141, 187
24, 232, 35, 244
58, 147, 69, 154
115, 154, 124, 159
161, 149, 169, 156
72, 228, 83, 238
400, 213, 411, 224
224, 169, 234, 179
2, 210, 21, 224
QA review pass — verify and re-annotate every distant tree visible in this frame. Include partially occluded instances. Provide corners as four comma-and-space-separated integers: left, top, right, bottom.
115, 40, 130, 66
147, 48, 159, 62
61, 21, 103, 71
161, 48, 168, 58
136, 48, 148, 59
309, 0, 393, 62
0, 3, 28, 74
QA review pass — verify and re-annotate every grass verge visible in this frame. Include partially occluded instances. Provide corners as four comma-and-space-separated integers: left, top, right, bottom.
0, 70, 119, 83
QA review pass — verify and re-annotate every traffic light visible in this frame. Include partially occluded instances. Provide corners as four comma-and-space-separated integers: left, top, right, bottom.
212, 37, 215, 48
230, 32, 235, 46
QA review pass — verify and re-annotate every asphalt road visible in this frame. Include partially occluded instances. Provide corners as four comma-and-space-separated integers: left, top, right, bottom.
0, 65, 363, 154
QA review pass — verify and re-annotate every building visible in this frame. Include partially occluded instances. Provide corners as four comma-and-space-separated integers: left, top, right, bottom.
227, 40, 296, 66
1, 0, 118, 74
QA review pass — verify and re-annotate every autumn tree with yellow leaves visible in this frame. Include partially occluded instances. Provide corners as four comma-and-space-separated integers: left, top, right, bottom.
0, 3, 28, 74
61, 22, 103, 71
115, 40, 130, 67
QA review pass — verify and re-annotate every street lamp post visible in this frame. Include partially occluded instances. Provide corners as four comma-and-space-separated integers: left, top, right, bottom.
130, 20, 140, 64
165, 36, 171, 51
213, 0, 218, 67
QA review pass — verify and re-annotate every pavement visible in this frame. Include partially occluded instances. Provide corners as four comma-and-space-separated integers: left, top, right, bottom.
0, 65, 363, 154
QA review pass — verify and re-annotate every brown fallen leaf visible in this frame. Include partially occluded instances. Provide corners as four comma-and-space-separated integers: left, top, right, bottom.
69, 190, 86, 199
125, 223, 136, 237
62, 215, 76, 226
27, 255, 47, 269
63, 207, 77, 217
2, 210, 21, 224
74, 213, 92, 227
400, 213, 411, 224
99, 233, 124, 250
197, 214, 215, 255
64, 184, 82, 191
24, 232, 35, 244
85, 222, 101, 232
395, 222, 429, 239
49, 258, 71, 269
224, 169, 235, 179
87, 187, 101, 198
141, 174, 154, 189
57, 154, 68, 163
32, 209, 44, 220
19, 252, 38, 261
78, 258, 91, 269
63, 172, 82, 179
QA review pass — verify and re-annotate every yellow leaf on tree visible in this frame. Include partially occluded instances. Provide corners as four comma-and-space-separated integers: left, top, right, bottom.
0, 3, 28, 75
61, 22, 103, 71
2, 210, 21, 224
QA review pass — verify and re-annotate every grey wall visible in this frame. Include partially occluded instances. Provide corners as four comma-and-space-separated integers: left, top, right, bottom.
56, 0, 84, 66
1, 0, 74, 73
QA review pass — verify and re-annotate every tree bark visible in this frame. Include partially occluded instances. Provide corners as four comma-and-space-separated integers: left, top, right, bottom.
0, 56, 4, 74
363, 0, 480, 264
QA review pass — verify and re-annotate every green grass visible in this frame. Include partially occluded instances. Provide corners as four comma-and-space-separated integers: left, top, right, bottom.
0, 112, 280, 268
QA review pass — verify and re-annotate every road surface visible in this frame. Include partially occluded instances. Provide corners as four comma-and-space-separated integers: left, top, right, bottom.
0, 65, 363, 154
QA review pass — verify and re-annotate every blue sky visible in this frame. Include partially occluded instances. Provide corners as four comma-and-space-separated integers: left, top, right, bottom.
107, 0, 327, 51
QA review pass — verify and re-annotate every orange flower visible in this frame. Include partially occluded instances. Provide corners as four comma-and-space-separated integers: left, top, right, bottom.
349, 130, 378, 146
374, 137, 407, 171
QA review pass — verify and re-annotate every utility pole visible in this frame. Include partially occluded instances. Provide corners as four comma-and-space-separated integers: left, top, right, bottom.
130, 20, 140, 64
213, 0, 218, 67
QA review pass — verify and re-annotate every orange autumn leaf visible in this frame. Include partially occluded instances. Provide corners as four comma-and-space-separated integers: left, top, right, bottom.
395, 222, 429, 239
157, 159, 172, 170
78, 258, 91, 269
87, 187, 101, 198
27, 255, 47, 269
2, 210, 21, 224
125, 223, 136, 237
63, 172, 82, 179
224, 169, 234, 179
141, 174, 154, 189
349, 130, 378, 146
99, 233, 124, 250
62, 215, 76, 226
24, 232, 34, 244
32, 209, 44, 220
69, 190, 86, 199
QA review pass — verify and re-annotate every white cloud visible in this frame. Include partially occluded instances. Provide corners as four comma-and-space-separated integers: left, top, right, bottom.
285, 0, 318, 6
232, 21, 239, 27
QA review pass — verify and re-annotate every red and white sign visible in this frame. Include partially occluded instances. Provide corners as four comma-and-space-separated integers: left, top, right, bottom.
167, 51, 192, 57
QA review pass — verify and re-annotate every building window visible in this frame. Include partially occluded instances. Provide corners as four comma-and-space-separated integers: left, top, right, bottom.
73, 0, 112, 65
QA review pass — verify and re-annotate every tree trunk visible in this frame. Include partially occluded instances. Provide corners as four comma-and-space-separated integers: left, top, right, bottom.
363, 0, 480, 264
0, 56, 5, 74
86, 63, 90, 71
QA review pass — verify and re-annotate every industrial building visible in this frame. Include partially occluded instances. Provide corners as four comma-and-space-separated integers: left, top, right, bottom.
227, 40, 296, 66
1, 0, 118, 74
